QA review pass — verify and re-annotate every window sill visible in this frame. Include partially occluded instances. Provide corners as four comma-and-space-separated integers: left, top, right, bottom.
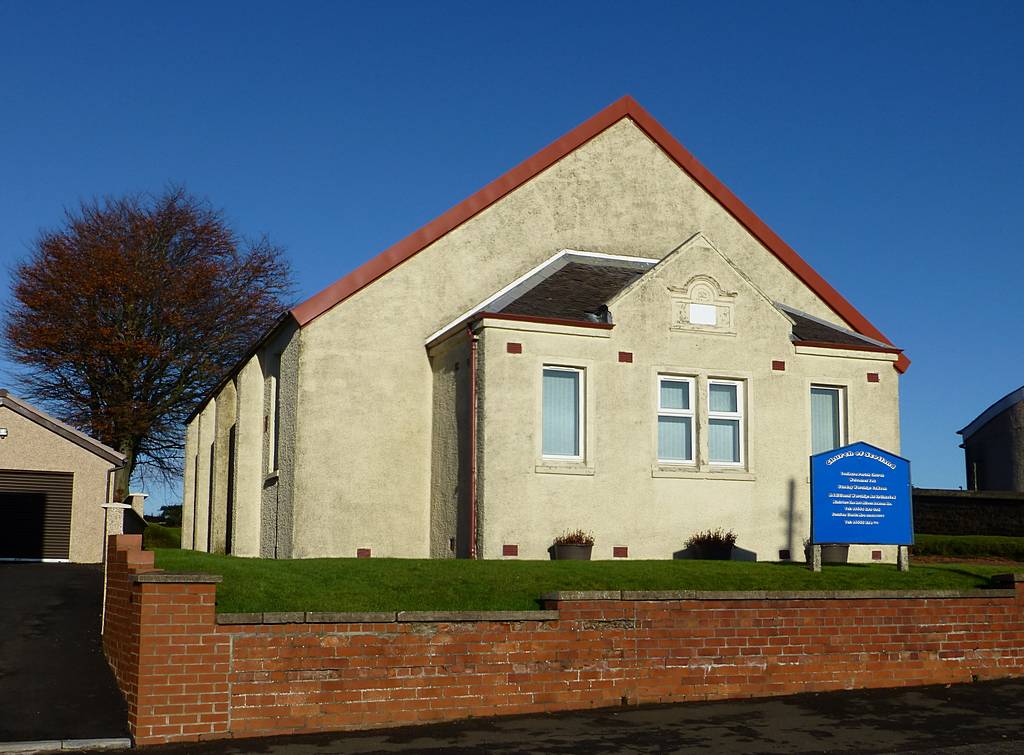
535, 463, 596, 476
263, 471, 280, 485
651, 466, 755, 481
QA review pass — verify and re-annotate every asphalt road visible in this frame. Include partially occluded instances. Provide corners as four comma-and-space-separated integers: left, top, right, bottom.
76, 677, 1024, 754
0, 562, 128, 742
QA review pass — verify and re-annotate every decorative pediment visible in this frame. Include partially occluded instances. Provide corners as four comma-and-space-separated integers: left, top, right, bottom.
669, 274, 738, 336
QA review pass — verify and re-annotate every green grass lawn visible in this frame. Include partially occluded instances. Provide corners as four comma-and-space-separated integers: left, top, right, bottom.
913, 534, 1024, 561
151, 549, 1015, 613
142, 523, 181, 550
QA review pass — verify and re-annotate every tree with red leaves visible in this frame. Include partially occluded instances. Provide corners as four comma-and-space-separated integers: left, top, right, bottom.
5, 188, 293, 498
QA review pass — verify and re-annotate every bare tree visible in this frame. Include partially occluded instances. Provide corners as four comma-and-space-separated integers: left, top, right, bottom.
5, 187, 293, 498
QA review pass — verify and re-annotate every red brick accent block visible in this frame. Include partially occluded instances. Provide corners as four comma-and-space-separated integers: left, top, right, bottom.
613, 546, 628, 558
867, 372, 880, 383
102, 537, 1024, 747
506, 342, 523, 354
618, 351, 633, 363
772, 360, 786, 371
356, 548, 371, 558
502, 544, 518, 556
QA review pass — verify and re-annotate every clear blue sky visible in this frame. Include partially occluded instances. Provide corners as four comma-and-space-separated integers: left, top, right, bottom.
2, 1, 1022, 513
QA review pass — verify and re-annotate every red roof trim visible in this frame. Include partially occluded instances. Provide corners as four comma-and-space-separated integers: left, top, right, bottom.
290, 96, 908, 373
792, 339, 903, 355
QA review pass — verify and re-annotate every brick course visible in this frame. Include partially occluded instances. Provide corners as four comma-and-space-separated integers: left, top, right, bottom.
102, 536, 1024, 746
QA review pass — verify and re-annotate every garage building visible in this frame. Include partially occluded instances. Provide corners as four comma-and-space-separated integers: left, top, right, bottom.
0, 389, 124, 562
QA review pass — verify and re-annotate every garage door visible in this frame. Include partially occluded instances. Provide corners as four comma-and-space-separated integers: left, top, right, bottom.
0, 470, 73, 560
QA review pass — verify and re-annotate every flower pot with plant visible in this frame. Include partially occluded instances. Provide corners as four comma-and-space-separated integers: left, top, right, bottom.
552, 529, 595, 560
684, 528, 737, 560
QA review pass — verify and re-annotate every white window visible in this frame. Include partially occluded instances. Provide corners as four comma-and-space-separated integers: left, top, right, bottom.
657, 376, 695, 462
810, 385, 845, 455
542, 367, 583, 459
708, 380, 744, 465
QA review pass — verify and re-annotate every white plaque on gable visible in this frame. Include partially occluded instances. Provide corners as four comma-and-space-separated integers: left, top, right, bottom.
670, 275, 737, 336
689, 303, 717, 325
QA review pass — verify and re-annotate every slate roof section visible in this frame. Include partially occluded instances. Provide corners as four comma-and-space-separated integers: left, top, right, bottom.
498, 261, 647, 322
778, 305, 902, 352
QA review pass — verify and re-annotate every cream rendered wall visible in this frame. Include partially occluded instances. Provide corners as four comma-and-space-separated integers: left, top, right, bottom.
232, 356, 264, 556
193, 399, 216, 552
210, 381, 237, 553
474, 238, 900, 561
0, 407, 115, 563
259, 322, 300, 558
428, 334, 472, 558
291, 119, 866, 558
181, 418, 198, 549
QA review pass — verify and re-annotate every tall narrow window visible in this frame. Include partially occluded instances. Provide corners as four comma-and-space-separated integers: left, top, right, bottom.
266, 353, 282, 473
542, 367, 583, 458
810, 386, 844, 455
658, 376, 694, 462
708, 380, 744, 465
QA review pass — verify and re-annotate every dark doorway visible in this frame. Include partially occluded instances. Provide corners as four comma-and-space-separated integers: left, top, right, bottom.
0, 470, 73, 560
226, 425, 236, 554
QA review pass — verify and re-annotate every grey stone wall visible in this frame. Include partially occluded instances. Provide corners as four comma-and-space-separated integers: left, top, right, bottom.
913, 487, 1024, 536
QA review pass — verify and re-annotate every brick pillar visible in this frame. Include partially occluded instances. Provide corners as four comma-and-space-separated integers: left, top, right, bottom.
102, 534, 227, 745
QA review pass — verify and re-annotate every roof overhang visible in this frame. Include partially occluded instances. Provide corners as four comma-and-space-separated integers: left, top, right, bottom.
958, 385, 1024, 440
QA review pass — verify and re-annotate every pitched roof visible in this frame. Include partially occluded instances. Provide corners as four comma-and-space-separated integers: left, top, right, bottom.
424, 251, 654, 347
958, 385, 1024, 441
778, 305, 902, 354
289, 95, 908, 372
0, 389, 125, 465
499, 261, 649, 323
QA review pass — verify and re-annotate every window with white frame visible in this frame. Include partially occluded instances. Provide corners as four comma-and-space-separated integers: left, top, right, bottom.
810, 385, 845, 455
708, 380, 744, 465
657, 376, 695, 462
542, 367, 583, 459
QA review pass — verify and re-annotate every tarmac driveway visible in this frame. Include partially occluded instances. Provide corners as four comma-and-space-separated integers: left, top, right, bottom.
0, 562, 128, 742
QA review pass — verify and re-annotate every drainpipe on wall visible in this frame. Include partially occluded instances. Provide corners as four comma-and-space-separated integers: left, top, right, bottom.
100, 462, 128, 634
468, 324, 479, 559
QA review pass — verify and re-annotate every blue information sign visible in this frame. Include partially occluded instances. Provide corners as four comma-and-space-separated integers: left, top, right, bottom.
811, 441, 913, 545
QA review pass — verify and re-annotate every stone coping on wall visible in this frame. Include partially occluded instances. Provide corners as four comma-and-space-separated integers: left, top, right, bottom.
129, 572, 223, 583
542, 586, 1020, 601
216, 610, 562, 625
135, 569, 1024, 626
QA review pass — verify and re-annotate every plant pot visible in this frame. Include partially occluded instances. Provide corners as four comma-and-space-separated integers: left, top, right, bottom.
804, 544, 850, 564
693, 543, 733, 560
554, 544, 593, 560
821, 544, 849, 564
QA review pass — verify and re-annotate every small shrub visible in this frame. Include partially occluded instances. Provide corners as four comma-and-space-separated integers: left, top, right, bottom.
685, 528, 737, 550
553, 529, 595, 546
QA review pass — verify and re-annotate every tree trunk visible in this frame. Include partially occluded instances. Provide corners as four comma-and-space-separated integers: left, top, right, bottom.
113, 441, 134, 503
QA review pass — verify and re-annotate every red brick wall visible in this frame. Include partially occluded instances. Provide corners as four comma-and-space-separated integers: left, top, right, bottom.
102, 536, 1024, 746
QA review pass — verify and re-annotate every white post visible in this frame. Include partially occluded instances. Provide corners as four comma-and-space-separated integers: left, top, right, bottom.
897, 544, 910, 572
